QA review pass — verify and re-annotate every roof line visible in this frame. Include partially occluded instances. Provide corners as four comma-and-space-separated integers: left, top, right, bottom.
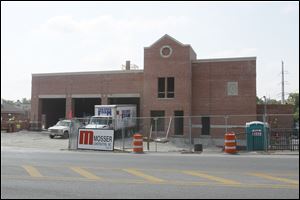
193, 57, 256, 63
144, 34, 189, 49
32, 70, 144, 77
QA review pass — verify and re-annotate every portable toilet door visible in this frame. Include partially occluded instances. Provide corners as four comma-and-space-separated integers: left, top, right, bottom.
246, 121, 269, 151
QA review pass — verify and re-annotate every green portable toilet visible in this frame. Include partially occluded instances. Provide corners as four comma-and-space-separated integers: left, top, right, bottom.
245, 121, 269, 151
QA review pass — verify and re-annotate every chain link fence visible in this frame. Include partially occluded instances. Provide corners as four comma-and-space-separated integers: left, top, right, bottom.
67, 114, 298, 152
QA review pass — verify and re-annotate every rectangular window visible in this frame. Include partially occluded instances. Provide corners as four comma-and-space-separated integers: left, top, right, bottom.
157, 77, 175, 98
151, 110, 165, 131
167, 77, 175, 98
158, 78, 165, 98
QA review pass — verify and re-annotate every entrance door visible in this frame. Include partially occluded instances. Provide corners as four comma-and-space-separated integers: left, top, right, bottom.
174, 111, 184, 135
150, 111, 165, 131
202, 117, 210, 135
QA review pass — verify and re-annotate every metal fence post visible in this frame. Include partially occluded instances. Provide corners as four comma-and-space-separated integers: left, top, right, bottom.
122, 118, 128, 152
155, 117, 158, 152
68, 120, 72, 150
147, 123, 150, 151
189, 117, 193, 152
225, 115, 228, 133
122, 126, 125, 152
263, 96, 268, 152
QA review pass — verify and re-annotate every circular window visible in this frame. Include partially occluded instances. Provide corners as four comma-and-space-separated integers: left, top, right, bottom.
160, 45, 172, 58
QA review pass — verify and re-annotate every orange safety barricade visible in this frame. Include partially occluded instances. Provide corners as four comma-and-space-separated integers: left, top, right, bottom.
224, 132, 237, 154
133, 133, 143, 153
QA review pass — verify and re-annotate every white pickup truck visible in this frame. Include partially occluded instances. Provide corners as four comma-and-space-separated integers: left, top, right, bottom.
48, 119, 82, 139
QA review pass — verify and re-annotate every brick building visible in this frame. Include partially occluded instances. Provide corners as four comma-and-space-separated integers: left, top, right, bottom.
31, 34, 258, 138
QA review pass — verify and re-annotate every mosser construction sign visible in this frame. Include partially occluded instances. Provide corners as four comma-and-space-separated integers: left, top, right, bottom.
78, 129, 114, 151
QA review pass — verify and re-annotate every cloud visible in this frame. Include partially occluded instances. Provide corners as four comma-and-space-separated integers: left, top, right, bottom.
35, 15, 190, 36
40, 15, 79, 34
31, 15, 191, 69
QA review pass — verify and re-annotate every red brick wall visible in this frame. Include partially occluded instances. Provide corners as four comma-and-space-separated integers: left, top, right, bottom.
192, 59, 257, 115
191, 59, 257, 138
143, 35, 196, 136
143, 36, 196, 118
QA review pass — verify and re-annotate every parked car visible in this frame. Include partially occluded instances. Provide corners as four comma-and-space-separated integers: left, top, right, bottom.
48, 119, 82, 139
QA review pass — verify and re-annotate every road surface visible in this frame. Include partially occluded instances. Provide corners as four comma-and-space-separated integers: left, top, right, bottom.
1, 146, 299, 199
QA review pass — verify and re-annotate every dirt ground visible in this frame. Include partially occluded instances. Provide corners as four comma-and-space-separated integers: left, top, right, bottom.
1, 130, 223, 153
1, 130, 69, 150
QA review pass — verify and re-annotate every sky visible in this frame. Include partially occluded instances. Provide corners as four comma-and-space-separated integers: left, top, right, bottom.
1, 1, 299, 101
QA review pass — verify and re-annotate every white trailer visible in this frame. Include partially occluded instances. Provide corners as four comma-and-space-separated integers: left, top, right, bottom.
85, 105, 137, 132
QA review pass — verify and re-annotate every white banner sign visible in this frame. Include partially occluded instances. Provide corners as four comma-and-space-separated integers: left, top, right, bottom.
252, 129, 262, 136
78, 129, 114, 151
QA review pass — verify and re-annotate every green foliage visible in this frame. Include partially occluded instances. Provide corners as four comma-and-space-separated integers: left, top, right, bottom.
256, 96, 264, 104
21, 98, 31, 104
286, 93, 299, 122
256, 96, 281, 104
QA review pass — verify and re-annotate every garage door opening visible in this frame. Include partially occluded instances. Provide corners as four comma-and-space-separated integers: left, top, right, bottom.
73, 98, 101, 118
41, 98, 66, 129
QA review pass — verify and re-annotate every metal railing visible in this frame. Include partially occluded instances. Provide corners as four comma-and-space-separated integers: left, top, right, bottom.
269, 128, 299, 151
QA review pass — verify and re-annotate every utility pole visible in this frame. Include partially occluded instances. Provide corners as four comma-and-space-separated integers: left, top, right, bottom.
281, 60, 285, 104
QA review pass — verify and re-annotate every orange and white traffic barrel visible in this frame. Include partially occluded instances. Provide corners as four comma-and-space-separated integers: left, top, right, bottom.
224, 132, 237, 154
133, 133, 143, 153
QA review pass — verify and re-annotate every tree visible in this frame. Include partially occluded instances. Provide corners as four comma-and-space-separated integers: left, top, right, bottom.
286, 93, 299, 123
21, 98, 31, 104
256, 96, 281, 104
256, 96, 264, 104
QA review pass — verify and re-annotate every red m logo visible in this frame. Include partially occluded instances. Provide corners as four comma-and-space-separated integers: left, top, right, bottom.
79, 130, 94, 145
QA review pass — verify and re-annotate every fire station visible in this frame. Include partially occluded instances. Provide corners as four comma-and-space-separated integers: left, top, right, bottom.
31, 34, 258, 139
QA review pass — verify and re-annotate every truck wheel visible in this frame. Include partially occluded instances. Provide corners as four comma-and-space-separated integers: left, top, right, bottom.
63, 131, 69, 139
49, 135, 54, 139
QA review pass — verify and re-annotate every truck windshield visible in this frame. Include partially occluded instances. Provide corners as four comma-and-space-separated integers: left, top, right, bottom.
56, 121, 71, 127
90, 117, 112, 125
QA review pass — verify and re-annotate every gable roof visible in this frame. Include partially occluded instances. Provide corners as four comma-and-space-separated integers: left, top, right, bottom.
145, 34, 188, 49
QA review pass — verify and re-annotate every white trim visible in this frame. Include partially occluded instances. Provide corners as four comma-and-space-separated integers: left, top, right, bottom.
133, 139, 143, 142
107, 93, 140, 98
32, 70, 144, 77
224, 140, 236, 143
38, 95, 66, 98
71, 94, 101, 98
225, 146, 236, 149
193, 57, 256, 63
160, 45, 173, 58
246, 121, 269, 127
133, 146, 143, 148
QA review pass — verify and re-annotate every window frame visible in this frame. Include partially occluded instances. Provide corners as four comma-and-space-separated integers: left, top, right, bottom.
157, 77, 175, 99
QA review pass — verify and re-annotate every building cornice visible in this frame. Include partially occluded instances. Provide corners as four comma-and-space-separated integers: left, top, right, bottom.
193, 57, 256, 63
32, 70, 144, 77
